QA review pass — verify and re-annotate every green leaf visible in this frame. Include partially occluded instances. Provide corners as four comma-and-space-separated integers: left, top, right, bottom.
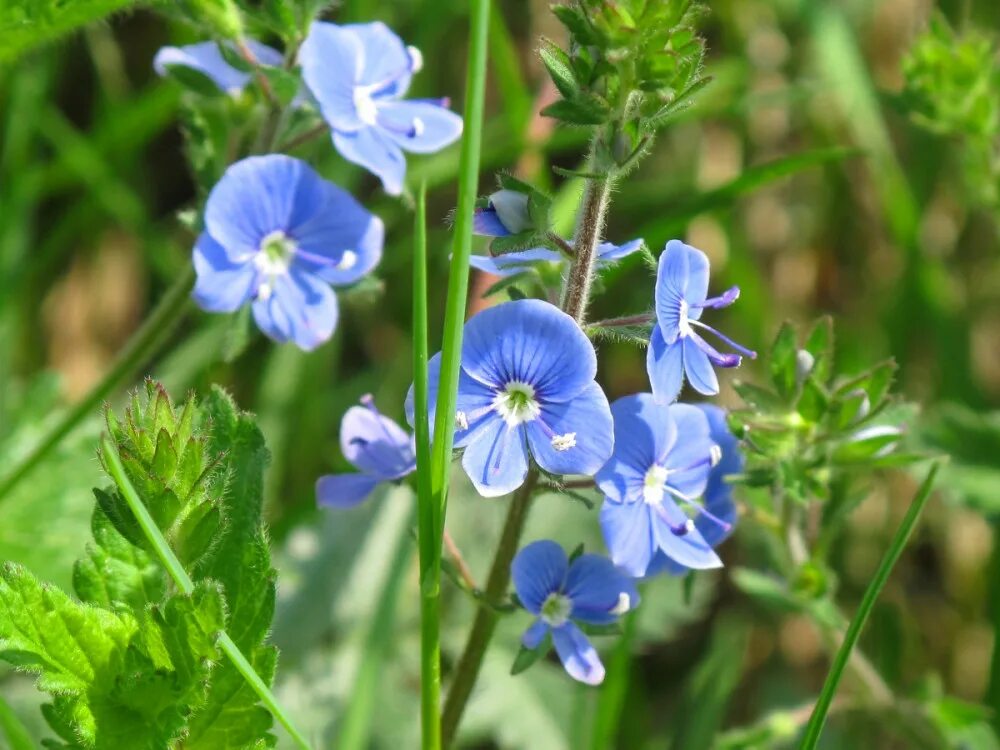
510, 634, 552, 676
0, 0, 155, 62
0, 694, 35, 750
731, 380, 785, 412
540, 96, 609, 125
769, 323, 798, 399
804, 316, 834, 383
539, 39, 579, 99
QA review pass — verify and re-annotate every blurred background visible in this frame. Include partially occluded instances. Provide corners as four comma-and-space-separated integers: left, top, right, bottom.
0, 0, 998, 747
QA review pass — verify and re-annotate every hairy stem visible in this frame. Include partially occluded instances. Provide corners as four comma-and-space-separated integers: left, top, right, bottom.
441, 469, 539, 747
0, 266, 194, 505
561, 173, 614, 323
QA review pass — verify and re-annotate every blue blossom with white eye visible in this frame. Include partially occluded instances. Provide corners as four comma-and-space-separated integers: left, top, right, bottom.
299, 21, 463, 196
153, 40, 283, 94
648, 240, 756, 403
316, 395, 416, 508
192, 154, 384, 351
644, 403, 741, 576
470, 190, 643, 276
406, 299, 614, 497
512, 540, 639, 685
596, 394, 730, 577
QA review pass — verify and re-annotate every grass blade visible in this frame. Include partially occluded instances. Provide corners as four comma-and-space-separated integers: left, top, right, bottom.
800, 463, 940, 749
0, 695, 35, 750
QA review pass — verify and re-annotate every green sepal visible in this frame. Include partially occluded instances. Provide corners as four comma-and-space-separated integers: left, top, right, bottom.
539, 39, 580, 99
510, 633, 553, 676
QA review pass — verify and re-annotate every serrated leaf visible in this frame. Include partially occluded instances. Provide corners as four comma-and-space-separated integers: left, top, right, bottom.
539, 40, 579, 99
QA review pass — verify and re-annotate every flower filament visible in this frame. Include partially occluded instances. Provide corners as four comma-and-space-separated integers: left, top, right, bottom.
540, 592, 572, 627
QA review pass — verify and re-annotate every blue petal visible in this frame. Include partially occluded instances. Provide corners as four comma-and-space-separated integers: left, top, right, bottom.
251, 269, 338, 351
154, 41, 282, 93
340, 405, 415, 479
299, 22, 366, 132
344, 21, 414, 96
647, 325, 685, 404
290, 181, 384, 285
473, 207, 511, 237
551, 623, 605, 685
205, 155, 316, 260
511, 540, 568, 614
375, 100, 462, 153
597, 238, 644, 264
683, 336, 720, 395
332, 127, 407, 196
527, 382, 613, 478
696, 403, 741, 544
595, 393, 677, 504
462, 299, 596, 400
489, 190, 532, 233
599, 499, 656, 577
404, 351, 499, 449
661, 403, 713, 498
191, 233, 256, 312
460, 418, 529, 497
522, 619, 550, 650
468, 248, 560, 277
565, 554, 639, 626
651, 501, 722, 570
654, 240, 710, 344
316, 473, 380, 509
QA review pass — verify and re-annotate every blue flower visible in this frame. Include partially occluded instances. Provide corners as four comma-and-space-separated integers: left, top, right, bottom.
406, 299, 614, 497
511, 540, 639, 685
644, 404, 741, 576
647, 240, 756, 403
596, 394, 731, 576
316, 395, 416, 508
299, 21, 463, 196
154, 40, 283, 94
470, 190, 642, 276
192, 154, 384, 351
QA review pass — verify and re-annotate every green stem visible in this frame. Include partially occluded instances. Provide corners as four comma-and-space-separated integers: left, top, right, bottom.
800, 463, 939, 750
0, 266, 195, 505
428, 0, 490, 539
99, 435, 313, 750
441, 469, 539, 748
412, 181, 442, 750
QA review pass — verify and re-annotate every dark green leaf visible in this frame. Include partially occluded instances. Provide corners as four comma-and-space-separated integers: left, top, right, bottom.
539, 39, 579, 99
541, 96, 609, 125
510, 635, 552, 676
769, 323, 798, 399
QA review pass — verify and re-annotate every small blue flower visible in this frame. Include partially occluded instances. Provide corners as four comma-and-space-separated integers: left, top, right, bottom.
596, 394, 731, 576
647, 240, 756, 403
406, 299, 614, 497
644, 404, 741, 576
512, 540, 639, 685
299, 21, 463, 196
470, 190, 642, 276
316, 395, 416, 508
154, 40, 283, 94
193, 154, 384, 351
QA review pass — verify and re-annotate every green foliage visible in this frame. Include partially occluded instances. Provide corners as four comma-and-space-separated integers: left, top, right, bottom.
542, 0, 709, 168
0, 0, 157, 62
0, 382, 279, 749
729, 318, 923, 508
902, 13, 1000, 207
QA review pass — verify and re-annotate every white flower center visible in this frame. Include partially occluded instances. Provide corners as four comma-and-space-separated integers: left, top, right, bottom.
540, 592, 572, 627
493, 381, 541, 427
254, 230, 296, 300
551, 432, 576, 451
643, 464, 669, 505
678, 299, 693, 338
353, 87, 379, 125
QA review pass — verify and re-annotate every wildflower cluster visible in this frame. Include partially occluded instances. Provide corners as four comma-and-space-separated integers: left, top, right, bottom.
158, 20, 463, 349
